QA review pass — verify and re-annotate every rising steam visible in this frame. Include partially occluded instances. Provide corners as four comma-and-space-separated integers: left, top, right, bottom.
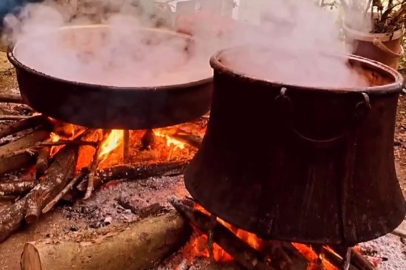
2, 0, 371, 88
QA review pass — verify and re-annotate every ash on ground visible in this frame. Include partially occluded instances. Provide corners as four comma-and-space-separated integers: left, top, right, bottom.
359, 228, 406, 270
62, 175, 189, 230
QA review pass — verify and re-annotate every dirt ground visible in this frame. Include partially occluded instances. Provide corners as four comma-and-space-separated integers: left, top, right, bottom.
0, 52, 405, 270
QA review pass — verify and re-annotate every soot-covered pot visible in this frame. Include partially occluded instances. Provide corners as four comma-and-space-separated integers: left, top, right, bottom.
184, 46, 406, 246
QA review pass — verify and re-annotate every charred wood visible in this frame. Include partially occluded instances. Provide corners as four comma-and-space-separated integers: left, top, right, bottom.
84, 141, 102, 200
117, 197, 139, 214
171, 131, 203, 149
0, 181, 37, 196
0, 130, 50, 175
0, 115, 50, 139
269, 242, 308, 270
176, 259, 190, 270
38, 140, 98, 148
320, 246, 358, 270
50, 121, 85, 138
42, 168, 89, 214
76, 161, 189, 193
20, 212, 191, 270
25, 142, 80, 224
123, 130, 130, 163
117, 198, 167, 218
0, 94, 24, 104
35, 146, 51, 177
141, 129, 155, 150
168, 196, 279, 270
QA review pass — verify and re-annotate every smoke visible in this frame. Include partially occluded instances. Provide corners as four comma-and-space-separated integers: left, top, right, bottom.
2, 0, 372, 88
219, 0, 371, 88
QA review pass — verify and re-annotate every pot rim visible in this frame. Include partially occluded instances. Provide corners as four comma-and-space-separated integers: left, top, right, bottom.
342, 23, 405, 42
8, 24, 213, 92
209, 46, 404, 94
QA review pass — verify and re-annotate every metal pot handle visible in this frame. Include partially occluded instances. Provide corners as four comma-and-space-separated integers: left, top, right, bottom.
275, 88, 371, 148
372, 38, 405, 58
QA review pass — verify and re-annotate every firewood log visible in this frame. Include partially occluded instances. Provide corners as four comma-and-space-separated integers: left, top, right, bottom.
0, 93, 24, 104
35, 145, 51, 176
0, 115, 50, 139
76, 161, 189, 192
0, 130, 50, 175
25, 143, 79, 224
0, 143, 79, 242
333, 246, 376, 270
0, 180, 37, 195
168, 196, 279, 270
171, 131, 203, 148
20, 212, 191, 270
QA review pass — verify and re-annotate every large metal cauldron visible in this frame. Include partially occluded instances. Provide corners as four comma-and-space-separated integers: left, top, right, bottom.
8, 25, 212, 129
184, 47, 406, 246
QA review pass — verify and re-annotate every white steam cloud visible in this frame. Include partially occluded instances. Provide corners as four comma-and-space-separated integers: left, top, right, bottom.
2, 0, 372, 88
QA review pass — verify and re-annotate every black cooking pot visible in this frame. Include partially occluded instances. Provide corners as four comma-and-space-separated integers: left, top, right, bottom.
8, 25, 213, 129
185, 46, 406, 245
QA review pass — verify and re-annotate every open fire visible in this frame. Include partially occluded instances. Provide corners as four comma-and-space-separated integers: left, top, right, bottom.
0, 110, 394, 270
180, 203, 348, 270
168, 197, 381, 270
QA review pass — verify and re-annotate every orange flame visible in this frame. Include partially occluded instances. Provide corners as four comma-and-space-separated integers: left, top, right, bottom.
190, 204, 339, 270
153, 130, 185, 150
190, 204, 264, 262
49, 133, 61, 156
50, 133, 60, 142
98, 130, 123, 163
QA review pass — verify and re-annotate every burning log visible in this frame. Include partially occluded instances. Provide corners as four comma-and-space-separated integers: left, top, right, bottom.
141, 129, 155, 150
0, 136, 83, 242
20, 212, 191, 270
76, 161, 189, 193
41, 168, 89, 214
0, 93, 24, 104
84, 140, 102, 200
320, 246, 358, 270
24, 142, 80, 224
170, 131, 203, 149
38, 140, 98, 147
0, 130, 50, 175
35, 145, 51, 176
0, 180, 37, 196
50, 121, 85, 138
0, 115, 50, 139
168, 196, 279, 270
123, 130, 130, 163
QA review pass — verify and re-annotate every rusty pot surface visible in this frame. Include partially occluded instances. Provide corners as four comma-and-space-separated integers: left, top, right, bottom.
184, 47, 406, 246
343, 24, 405, 70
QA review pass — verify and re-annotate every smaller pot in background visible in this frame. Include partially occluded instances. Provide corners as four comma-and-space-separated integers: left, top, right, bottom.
343, 23, 404, 70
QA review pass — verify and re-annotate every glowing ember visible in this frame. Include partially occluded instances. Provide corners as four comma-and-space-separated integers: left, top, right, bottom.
293, 243, 338, 270
98, 130, 123, 163
153, 130, 185, 150
50, 133, 60, 142
49, 133, 61, 156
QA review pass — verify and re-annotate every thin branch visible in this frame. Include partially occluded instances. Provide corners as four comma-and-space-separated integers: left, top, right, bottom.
42, 168, 89, 214
0, 115, 31, 121
37, 140, 98, 147
83, 141, 102, 200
